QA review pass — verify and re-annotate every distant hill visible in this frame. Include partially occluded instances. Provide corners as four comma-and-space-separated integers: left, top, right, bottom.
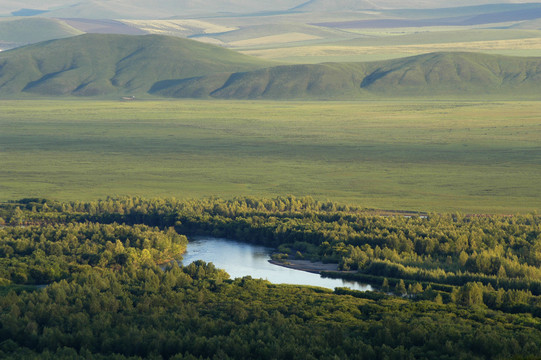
3, 2, 541, 58
359, 52, 541, 96
0, 18, 82, 50
0, 0, 306, 19
313, 3, 541, 29
151, 63, 369, 99
0, 34, 274, 97
3, 0, 541, 19
294, 0, 541, 12
1, 34, 541, 99
153, 52, 541, 99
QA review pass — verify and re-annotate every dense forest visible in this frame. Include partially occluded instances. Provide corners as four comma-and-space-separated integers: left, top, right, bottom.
0, 197, 540, 359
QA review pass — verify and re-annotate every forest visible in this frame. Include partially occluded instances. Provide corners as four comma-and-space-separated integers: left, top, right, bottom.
0, 196, 540, 359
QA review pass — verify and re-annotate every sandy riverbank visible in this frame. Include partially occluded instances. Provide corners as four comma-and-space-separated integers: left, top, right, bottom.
268, 259, 339, 274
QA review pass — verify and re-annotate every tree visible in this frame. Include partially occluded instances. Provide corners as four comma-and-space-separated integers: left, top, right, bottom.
395, 280, 407, 296
382, 278, 390, 292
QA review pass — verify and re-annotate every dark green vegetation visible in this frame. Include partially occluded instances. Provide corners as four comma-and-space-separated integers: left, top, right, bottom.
3, 34, 541, 99
2, 100, 540, 213
0, 197, 540, 359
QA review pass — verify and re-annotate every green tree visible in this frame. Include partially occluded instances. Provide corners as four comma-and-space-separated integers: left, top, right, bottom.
395, 280, 407, 296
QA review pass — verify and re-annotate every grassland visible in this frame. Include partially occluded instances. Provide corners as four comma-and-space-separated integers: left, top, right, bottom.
239, 29, 541, 63
1, 100, 539, 213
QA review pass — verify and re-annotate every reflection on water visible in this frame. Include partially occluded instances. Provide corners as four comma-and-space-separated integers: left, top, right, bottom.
181, 237, 373, 292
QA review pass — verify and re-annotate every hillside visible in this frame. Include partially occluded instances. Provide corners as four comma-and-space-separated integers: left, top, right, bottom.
0, 34, 274, 97
151, 63, 369, 99
360, 52, 541, 96
2, 34, 541, 99
153, 52, 541, 99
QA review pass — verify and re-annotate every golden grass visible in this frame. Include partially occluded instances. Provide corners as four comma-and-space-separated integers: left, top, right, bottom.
240, 38, 541, 60
121, 19, 237, 35
229, 33, 322, 47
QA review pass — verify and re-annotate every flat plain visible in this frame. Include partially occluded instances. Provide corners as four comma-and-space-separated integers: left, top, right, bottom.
1, 99, 539, 213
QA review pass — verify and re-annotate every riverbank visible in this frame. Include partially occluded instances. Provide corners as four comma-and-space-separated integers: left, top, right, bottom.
268, 259, 340, 274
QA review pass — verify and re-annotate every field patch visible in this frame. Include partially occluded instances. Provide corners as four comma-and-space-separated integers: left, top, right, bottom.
229, 32, 322, 47
62, 18, 146, 35
120, 19, 237, 37
241, 37, 541, 61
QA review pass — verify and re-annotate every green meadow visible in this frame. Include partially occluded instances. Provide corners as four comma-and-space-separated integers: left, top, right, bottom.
1, 100, 539, 213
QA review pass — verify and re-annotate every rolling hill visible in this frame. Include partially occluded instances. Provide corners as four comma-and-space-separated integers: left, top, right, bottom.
0, 34, 275, 97
1, 33, 541, 99
152, 52, 541, 99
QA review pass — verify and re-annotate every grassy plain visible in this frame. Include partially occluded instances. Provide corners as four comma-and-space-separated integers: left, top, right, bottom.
1, 100, 539, 213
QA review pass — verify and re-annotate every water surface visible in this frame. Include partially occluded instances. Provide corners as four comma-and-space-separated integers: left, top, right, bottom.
182, 237, 373, 291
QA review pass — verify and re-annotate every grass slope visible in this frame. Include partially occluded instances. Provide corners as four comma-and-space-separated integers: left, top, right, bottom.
0, 34, 274, 97
361, 52, 541, 96
153, 52, 541, 99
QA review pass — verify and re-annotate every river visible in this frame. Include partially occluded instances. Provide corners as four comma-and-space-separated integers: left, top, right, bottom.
181, 237, 373, 291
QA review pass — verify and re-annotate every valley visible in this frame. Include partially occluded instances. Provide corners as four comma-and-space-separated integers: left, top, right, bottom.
0, 1, 540, 359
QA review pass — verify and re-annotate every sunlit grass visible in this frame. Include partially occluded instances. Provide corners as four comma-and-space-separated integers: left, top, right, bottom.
0, 99, 539, 213
240, 37, 541, 62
